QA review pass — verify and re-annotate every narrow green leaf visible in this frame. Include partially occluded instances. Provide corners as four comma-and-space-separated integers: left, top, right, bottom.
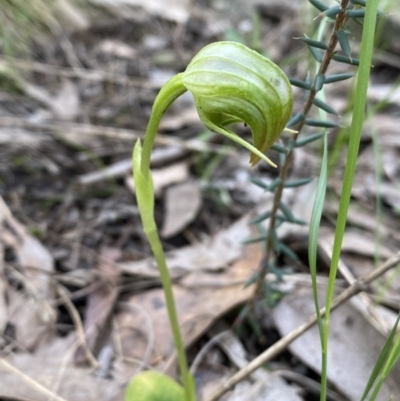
304, 74, 312, 99
270, 229, 280, 251
315, 74, 325, 91
336, 30, 352, 58
251, 177, 269, 190
308, 132, 328, 394
244, 272, 258, 287
346, 9, 366, 18
308, 45, 323, 62
279, 242, 300, 261
289, 78, 311, 90
279, 151, 286, 167
250, 211, 272, 224
284, 177, 313, 188
324, 1, 380, 401
298, 37, 328, 50
295, 132, 324, 147
350, 0, 366, 5
313, 98, 339, 115
305, 118, 340, 128
360, 313, 400, 401
287, 112, 305, 128
308, 0, 329, 12
276, 214, 306, 225
250, 177, 283, 193
333, 54, 360, 65
323, 6, 343, 18
271, 143, 288, 154
278, 202, 295, 222
324, 73, 355, 84
267, 177, 283, 191
242, 235, 267, 244
367, 332, 400, 401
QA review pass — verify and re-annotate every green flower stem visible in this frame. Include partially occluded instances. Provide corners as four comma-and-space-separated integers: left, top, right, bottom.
133, 41, 294, 401
133, 73, 194, 401
140, 73, 187, 172
322, 1, 379, 400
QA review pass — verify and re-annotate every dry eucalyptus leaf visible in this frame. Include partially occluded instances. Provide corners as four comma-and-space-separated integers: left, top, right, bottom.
0, 334, 122, 401
0, 197, 56, 349
227, 379, 303, 401
161, 180, 202, 239
95, 39, 138, 59
117, 212, 254, 278
74, 247, 121, 365
203, 328, 302, 401
50, 79, 80, 121
159, 107, 199, 131
114, 240, 261, 378
273, 288, 400, 401
321, 230, 395, 260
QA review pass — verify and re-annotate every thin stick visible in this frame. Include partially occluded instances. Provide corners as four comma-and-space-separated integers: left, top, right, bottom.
252, 0, 351, 303
56, 285, 98, 369
204, 251, 400, 401
0, 358, 69, 401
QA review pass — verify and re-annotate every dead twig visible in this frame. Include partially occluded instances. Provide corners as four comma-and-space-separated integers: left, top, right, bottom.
56, 285, 99, 369
204, 251, 400, 401
0, 358, 69, 401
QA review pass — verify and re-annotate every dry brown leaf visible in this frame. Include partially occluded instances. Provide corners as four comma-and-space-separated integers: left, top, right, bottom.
324, 201, 400, 243
159, 107, 199, 131
78, 147, 188, 185
319, 241, 398, 337
365, 116, 400, 147
117, 212, 255, 278
0, 334, 123, 401
23, 80, 80, 121
161, 180, 202, 238
0, 197, 56, 350
50, 79, 80, 121
114, 239, 261, 378
95, 40, 138, 59
321, 229, 395, 260
74, 247, 121, 365
273, 288, 400, 401
200, 327, 303, 401
368, 84, 400, 106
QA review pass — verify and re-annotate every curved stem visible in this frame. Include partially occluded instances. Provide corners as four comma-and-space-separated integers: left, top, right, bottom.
141, 73, 187, 171
133, 74, 195, 401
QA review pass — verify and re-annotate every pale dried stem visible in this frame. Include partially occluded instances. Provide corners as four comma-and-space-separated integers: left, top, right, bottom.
56, 285, 99, 369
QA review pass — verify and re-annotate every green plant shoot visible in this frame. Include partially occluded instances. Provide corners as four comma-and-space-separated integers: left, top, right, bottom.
131, 41, 293, 401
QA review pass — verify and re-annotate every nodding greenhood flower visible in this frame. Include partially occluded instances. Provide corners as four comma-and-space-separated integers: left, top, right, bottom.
137, 41, 294, 173
181, 41, 294, 166
132, 43, 294, 401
